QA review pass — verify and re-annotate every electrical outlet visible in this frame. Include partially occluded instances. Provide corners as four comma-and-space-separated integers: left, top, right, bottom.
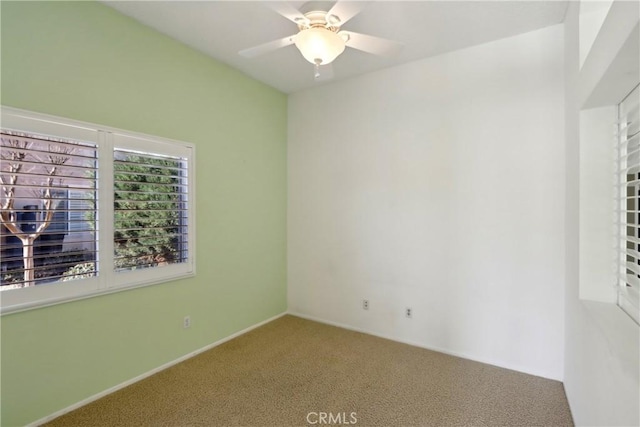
405, 308, 412, 318
183, 316, 191, 328
362, 299, 369, 310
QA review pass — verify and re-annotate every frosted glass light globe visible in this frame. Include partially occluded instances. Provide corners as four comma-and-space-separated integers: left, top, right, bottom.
294, 27, 346, 65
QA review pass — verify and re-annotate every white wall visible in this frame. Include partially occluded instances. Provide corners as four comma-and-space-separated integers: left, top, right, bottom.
288, 25, 565, 381
579, 0, 614, 68
579, 106, 617, 303
564, 1, 640, 425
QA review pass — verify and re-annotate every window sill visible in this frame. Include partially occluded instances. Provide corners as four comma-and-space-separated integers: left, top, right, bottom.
580, 300, 639, 376
0, 270, 195, 316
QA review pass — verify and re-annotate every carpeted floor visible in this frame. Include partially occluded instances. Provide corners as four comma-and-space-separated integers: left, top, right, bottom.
46, 315, 573, 426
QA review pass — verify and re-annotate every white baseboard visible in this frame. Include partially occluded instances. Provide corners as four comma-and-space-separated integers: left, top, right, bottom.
29, 311, 287, 427
287, 310, 560, 382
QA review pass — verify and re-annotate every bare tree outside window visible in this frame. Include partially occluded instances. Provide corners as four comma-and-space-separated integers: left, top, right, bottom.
0, 132, 97, 289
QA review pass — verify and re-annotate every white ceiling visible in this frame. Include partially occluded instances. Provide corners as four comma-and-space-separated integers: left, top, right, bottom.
104, 1, 569, 94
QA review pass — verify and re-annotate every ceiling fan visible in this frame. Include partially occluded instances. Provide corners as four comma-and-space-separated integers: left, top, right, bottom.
239, 1, 403, 80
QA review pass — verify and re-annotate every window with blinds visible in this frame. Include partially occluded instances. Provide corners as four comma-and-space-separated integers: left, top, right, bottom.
113, 149, 188, 272
1, 107, 195, 314
618, 84, 640, 324
0, 131, 97, 289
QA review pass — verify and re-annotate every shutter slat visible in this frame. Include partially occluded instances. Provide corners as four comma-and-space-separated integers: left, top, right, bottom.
624, 261, 640, 276
625, 248, 640, 261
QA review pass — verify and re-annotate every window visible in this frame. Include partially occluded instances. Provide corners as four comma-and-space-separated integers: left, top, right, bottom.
618, 84, 640, 324
0, 107, 195, 313
113, 148, 188, 272
0, 131, 98, 288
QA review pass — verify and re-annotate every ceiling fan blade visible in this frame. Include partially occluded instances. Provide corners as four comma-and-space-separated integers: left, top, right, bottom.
341, 31, 403, 57
266, 2, 309, 26
314, 63, 334, 81
239, 35, 296, 58
326, 1, 368, 26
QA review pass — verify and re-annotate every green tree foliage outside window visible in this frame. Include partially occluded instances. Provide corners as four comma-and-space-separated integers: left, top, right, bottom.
113, 153, 187, 271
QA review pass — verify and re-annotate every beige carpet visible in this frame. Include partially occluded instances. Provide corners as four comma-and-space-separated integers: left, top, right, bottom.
46, 315, 573, 426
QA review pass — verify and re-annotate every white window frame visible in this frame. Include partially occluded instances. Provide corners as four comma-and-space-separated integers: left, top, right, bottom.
0, 106, 196, 314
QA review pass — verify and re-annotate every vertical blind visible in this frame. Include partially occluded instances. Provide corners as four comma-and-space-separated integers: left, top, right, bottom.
0, 131, 98, 287
113, 149, 189, 273
618, 84, 640, 324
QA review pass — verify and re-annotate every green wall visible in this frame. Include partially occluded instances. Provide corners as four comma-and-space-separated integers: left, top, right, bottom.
0, 2, 287, 425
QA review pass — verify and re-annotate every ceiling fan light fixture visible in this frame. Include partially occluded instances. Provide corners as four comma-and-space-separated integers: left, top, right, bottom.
294, 27, 346, 65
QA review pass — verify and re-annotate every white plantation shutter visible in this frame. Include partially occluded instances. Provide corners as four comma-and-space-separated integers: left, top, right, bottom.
113, 149, 189, 272
618, 84, 640, 324
0, 130, 98, 286
111, 132, 194, 288
1, 107, 195, 314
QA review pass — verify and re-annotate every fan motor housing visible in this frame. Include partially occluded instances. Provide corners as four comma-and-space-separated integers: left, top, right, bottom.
297, 10, 341, 33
